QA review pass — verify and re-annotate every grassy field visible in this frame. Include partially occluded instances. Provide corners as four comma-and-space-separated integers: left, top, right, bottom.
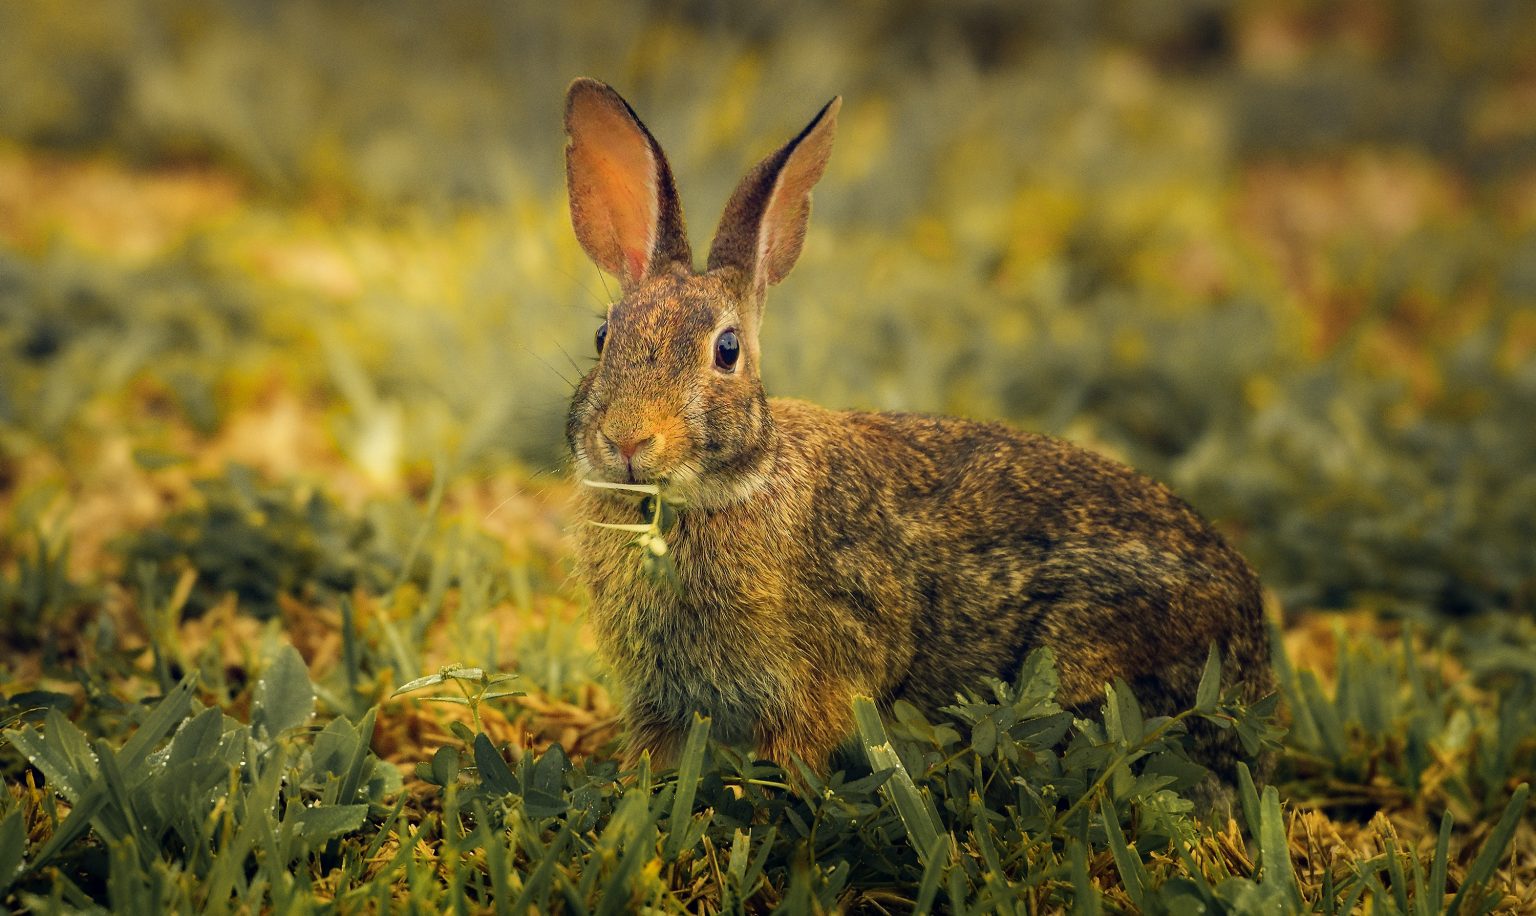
2, 1, 1535, 912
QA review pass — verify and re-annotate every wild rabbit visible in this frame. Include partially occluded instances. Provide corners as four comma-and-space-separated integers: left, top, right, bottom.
562, 77, 1275, 804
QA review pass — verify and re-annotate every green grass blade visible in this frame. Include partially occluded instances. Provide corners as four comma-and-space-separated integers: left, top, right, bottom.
1099, 796, 1147, 909
1380, 821, 1410, 914
1236, 761, 1262, 841
1299, 670, 1348, 762
0, 808, 25, 891
913, 832, 950, 915
727, 828, 750, 883
1428, 810, 1453, 914
1447, 782, 1528, 916
1258, 785, 1303, 910
741, 825, 776, 895
123, 676, 196, 766
1069, 838, 1100, 916
663, 714, 711, 861
853, 695, 948, 867
509, 816, 575, 915
1270, 621, 1321, 749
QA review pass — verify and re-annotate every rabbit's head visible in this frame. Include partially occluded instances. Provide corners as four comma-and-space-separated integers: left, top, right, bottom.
563, 78, 839, 509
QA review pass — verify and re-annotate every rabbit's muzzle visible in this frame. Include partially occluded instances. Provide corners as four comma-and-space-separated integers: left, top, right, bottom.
582, 409, 691, 485
596, 426, 661, 483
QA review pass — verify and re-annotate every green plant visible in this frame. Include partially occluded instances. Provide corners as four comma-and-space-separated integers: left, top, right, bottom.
581, 479, 682, 591
391, 664, 524, 788
1276, 623, 1536, 823
1, 646, 399, 909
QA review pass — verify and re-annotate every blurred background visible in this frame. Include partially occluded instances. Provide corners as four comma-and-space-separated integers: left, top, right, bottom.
2, 0, 1534, 624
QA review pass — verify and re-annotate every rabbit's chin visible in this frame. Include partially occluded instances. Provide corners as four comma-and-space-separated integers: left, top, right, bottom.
571, 454, 773, 512
657, 460, 775, 511
570, 434, 775, 509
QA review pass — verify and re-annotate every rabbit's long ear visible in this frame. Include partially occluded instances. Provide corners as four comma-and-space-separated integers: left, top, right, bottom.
565, 78, 691, 290
708, 97, 840, 296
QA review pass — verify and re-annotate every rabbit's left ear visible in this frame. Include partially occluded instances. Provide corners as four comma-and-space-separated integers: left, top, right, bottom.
565, 78, 691, 291
708, 97, 840, 295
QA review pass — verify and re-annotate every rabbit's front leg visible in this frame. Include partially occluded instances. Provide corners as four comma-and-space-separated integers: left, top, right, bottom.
621, 718, 683, 772
753, 681, 857, 789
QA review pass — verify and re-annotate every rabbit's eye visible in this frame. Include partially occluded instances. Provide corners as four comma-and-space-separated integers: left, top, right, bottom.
714, 328, 740, 371
595, 321, 608, 355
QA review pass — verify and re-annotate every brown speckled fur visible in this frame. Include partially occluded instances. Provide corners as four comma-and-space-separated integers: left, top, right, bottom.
561, 78, 1275, 804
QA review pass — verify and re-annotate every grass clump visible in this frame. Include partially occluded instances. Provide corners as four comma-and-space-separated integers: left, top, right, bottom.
3, 647, 398, 910
120, 464, 401, 620
6, 625, 1531, 912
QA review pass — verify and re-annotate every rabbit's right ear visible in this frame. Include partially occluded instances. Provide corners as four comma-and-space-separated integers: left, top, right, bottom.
708, 96, 840, 297
565, 78, 691, 291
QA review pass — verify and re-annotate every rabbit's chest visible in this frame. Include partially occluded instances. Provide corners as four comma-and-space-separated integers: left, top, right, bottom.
601, 586, 794, 743
582, 528, 800, 742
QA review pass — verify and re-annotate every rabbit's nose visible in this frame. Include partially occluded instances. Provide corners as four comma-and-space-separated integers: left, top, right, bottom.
600, 429, 656, 461
616, 434, 655, 461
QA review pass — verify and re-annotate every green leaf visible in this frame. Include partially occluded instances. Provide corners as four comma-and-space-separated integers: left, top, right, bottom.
1196, 643, 1222, 712
284, 804, 367, 860
1114, 679, 1144, 744
971, 715, 997, 757
252, 646, 314, 741
168, 706, 225, 767
1100, 796, 1147, 909
0, 807, 25, 890
473, 733, 516, 796
391, 672, 451, 696
522, 745, 571, 818
1214, 877, 1289, 912
1012, 646, 1062, 714
429, 746, 460, 787
4, 714, 96, 803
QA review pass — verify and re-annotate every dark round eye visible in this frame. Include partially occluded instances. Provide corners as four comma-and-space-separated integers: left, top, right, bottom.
714, 328, 740, 370
595, 320, 608, 355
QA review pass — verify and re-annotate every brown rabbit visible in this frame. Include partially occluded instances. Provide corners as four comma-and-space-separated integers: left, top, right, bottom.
562, 78, 1275, 803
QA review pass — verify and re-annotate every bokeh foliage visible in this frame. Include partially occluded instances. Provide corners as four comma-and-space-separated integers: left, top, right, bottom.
2, 0, 1536, 911
3, 0, 1533, 613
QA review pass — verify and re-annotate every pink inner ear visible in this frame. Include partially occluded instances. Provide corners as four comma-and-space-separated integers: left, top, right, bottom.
751, 99, 838, 287
567, 89, 662, 286
625, 247, 648, 283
